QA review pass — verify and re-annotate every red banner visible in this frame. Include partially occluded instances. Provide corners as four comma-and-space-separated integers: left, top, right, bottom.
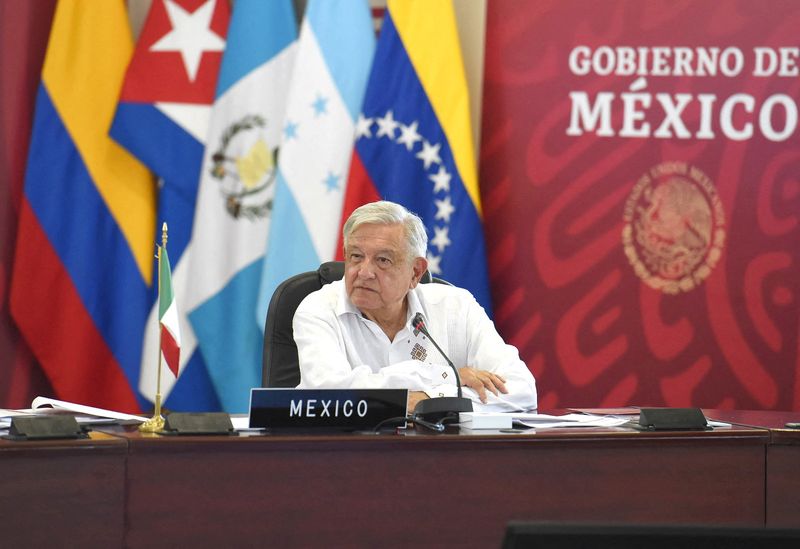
481, 0, 800, 410
0, 0, 56, 407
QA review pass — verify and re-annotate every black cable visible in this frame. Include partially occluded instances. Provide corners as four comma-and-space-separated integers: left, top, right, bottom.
410, 414, 446, 432
370, 415, 408, 432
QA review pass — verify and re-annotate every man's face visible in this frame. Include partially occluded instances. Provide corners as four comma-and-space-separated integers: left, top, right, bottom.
344, 223, 426, 319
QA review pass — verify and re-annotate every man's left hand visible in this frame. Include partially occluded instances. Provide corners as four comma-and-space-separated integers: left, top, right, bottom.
458, 368, 507, 403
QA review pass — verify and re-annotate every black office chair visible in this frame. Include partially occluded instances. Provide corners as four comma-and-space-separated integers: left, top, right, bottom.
262, 260, 447, 387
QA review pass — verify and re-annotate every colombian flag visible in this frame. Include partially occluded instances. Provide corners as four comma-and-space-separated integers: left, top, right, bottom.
340, 0, 493, 313
10, 1, 156, 413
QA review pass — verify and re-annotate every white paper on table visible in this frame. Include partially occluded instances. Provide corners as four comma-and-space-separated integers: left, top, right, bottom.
512, 413, 629, 429
30, 396, 146, 423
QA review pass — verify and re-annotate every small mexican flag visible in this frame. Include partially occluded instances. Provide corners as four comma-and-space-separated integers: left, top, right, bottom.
159, 245, 181, 377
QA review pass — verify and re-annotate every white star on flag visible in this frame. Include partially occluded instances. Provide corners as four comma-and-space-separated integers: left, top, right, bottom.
416, 139, 441, 169
431, 225, 451, 253
376, 110, 399, 139
435, 196, 456, 222
151, 0, 226, 82
397, 121, 422, 151
428, 165, 451, 193
426, 252, 442, 275
355, 114, 373, 138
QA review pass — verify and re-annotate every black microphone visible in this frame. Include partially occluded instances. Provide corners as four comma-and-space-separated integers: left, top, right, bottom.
411, 312, 473, 423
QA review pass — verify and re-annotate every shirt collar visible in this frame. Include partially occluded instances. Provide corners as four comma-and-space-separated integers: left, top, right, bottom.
335, 279, 359, 318
334, 279, 423, 328
404, 286, 423, 327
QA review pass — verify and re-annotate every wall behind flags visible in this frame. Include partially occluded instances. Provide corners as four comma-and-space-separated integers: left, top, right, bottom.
0, 0, 58, 408
1, 0, 798, 412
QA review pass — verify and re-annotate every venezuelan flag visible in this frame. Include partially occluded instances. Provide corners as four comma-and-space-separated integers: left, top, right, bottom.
342, 0, 493, 313
10, 1, 156, 413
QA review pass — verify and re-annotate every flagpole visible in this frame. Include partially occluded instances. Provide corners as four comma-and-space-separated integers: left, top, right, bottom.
139, 223, 169, 433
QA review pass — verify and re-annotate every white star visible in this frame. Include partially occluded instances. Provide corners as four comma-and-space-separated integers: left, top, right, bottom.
397, 121, 422, 151
355, 114, 373, 139
431, 226, 451, 253
428, 166, 451, 193
416, 140, 441, 170
150, 0, 226, 82
426, 252, 442, 275
375, 110, 399, 139
435, 196, 456, 223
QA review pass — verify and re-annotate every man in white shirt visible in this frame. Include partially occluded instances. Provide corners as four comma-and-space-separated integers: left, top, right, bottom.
293, 201, 537, 412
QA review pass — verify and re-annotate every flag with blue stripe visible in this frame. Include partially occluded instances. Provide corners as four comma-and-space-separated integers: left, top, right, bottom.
341, 0, 493, 314
186, 0, 297, 412
256, 0, 376, 329
111, 0, 230, 411
10, 0, 155, 412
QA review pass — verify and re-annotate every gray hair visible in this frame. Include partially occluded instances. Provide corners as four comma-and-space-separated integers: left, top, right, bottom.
343, 201, 428, 261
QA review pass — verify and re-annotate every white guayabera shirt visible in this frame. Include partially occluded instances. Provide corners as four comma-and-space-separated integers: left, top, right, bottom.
294, 280, 538, 412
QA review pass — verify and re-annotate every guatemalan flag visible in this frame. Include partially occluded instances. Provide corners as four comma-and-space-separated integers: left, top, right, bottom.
10, 1, 156, 413
340, 0, 493, 314
111, 0, 230, 411
186, 0, 297, 412
255, 0, 376, 325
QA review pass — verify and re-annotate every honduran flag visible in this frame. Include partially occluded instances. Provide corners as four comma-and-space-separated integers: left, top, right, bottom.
111, 0, 230, 411
255, 0, 376, 325
186, 0, 297, 412
10, 1, 156, 413
340, 0, 493, 314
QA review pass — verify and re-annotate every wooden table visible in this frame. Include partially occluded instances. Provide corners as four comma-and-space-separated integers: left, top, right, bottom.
705, 409, 800, 528
0, 431, 127, 548
3, 410, 796, 548
112, 421, 769, 548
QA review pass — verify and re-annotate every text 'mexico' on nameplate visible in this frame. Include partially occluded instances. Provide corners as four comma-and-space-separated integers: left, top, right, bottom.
249, 388, 408, 431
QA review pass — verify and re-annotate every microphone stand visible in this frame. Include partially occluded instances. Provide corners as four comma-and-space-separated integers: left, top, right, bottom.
412, 313, 473, 423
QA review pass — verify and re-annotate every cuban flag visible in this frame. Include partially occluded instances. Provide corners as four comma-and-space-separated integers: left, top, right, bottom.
340, 0, 493, 314
255, 0, 376, 325
10, 1, 156, 413
111, 0, 230, 411
186, 0, 297, 412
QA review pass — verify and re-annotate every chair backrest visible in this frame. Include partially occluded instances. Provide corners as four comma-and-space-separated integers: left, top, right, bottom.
262, 260, 443, 387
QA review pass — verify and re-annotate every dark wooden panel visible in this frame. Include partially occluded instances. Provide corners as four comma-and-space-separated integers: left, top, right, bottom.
123, 431, 766, 548
767, 445, 800, 527
0, 432, 127, 548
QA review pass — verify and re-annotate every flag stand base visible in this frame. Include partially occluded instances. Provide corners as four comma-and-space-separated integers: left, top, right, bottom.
139, 393, 165, 432
138, 414, 165, 433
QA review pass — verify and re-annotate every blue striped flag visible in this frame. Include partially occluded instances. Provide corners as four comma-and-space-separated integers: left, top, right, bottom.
256, 0, 376, 325
186, 0, 297, 412
10, 0, 156, 412
111, 0, 230, 411
340, 0, 493, 313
